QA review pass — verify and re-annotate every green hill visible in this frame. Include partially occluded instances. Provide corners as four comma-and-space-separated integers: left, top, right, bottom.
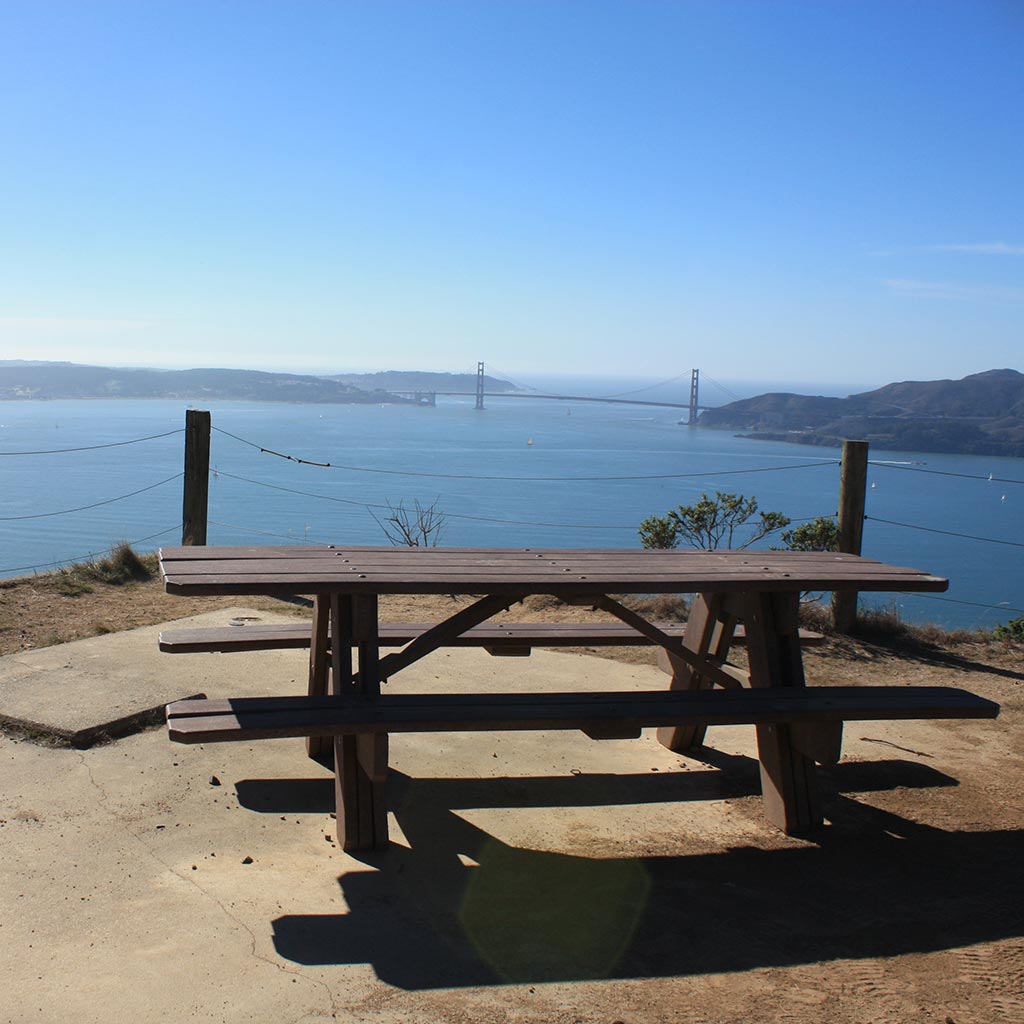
699, 369, 1024, 457
0, 362, 411, 404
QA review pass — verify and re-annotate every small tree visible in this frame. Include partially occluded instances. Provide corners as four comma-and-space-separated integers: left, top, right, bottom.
780, 516, 839, 552
638, 514, 681, 550
638, 492, 790, 551
373, 499, 447, 547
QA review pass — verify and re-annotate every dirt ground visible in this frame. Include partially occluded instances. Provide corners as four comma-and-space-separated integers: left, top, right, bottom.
2, 568, 1022, 1022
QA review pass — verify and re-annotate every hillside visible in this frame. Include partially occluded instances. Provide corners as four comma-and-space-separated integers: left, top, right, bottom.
0, 362, 412, 404
325, 369, 519, 393
699, 369, 1024, 456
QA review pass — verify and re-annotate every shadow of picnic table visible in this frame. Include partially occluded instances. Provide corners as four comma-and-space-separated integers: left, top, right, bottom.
235, 762, 1022, 989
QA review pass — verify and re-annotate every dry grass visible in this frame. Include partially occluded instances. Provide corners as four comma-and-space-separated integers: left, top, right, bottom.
797, 597, 987, 646
53, 542, 157, 595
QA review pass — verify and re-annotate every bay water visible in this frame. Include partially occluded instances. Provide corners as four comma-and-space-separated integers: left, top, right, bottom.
1, 385, 1020, 630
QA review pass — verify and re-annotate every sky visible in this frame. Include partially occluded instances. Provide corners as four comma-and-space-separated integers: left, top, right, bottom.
0, 1, 1022, 387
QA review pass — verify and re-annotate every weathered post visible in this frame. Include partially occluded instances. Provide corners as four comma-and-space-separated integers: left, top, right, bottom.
832, 439, 869, 632
182, 409, 211, 546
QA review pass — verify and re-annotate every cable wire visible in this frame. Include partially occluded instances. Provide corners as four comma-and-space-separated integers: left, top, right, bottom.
0, 524, 182, 575
871, 462, 1024, 486
593, 372, 693, 400
701, 374, 741, 402
866, 515, 1024, 549
0, 428, 183, 456
211, 427, 838, 482
214, 468, 827, 535
212, 466, 634, 528
896, 592, 1024, 616
0, 473, 183, 521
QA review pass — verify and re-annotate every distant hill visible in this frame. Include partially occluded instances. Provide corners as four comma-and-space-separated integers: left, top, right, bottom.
699, 369, 1024, 457
325, 370, 520, 393
0, 362, 412, 404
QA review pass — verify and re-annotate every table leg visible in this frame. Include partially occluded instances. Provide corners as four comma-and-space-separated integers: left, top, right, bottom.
334, 594, 389, 851
657, 593, 737, 752
742, 590, 822, 834
306, 595, 333, 765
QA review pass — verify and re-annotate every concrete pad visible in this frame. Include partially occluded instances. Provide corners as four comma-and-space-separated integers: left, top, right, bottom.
3, 644, 778, 1023
0, 607, 307, 746
2, 629, 1017, 1022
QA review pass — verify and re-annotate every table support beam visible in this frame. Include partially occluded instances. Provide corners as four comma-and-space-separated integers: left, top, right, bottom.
306, 596, 333, 765
334, 593, 387, 850
656, 593, 738, 751
595, 594, 745, 696
375, 593, 525, 681
743, 590, 822, 834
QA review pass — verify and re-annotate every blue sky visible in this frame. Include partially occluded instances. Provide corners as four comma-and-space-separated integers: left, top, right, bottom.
1, 1, 1021, 386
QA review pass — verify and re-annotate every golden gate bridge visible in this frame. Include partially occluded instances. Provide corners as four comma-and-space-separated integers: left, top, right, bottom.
396, 364, 723, 424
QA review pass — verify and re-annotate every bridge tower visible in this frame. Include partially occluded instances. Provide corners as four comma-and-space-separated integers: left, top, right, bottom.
475, 361, 485, 410
688, 369, 700, 425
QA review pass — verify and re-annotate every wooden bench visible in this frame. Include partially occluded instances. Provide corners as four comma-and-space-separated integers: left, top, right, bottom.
167, 685, 999, 749
159, 620, 825, 657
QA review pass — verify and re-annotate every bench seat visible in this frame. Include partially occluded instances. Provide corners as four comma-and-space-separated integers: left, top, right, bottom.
159, 620, 824, 655
167, 685, 998, 744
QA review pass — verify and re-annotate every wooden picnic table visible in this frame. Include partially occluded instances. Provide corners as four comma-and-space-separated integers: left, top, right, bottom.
160, 544, 975, 851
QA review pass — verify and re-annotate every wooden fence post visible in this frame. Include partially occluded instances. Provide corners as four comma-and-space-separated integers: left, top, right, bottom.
832, 439, 869, 632
182, 409, 211, 546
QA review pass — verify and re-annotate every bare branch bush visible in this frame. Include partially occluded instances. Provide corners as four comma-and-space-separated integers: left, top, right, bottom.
372, 498, 447, 547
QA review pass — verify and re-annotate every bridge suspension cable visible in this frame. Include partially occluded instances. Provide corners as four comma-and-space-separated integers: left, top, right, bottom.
701, 374, 741, 402
590, 372, 694, 400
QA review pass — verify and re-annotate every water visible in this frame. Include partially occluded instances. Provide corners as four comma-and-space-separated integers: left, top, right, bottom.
1, 391, 1020, 630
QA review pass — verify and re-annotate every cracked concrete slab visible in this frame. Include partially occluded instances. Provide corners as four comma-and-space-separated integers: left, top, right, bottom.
3, 643, 759, 1023
0, 607, 307, 746
1, 619, 1017, 1023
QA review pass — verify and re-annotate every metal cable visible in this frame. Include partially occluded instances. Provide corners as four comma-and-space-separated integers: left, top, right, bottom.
0, 524, 182, 575
0, 428, 183, 456
866, 515, 1024, 549
871, 462, 1024, 486
211, 426, 838, 482
0, 473, 183, 521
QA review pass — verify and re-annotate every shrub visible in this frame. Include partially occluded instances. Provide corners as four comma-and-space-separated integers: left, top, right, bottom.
639, 492, 790, 551
993, 616, 1024, 642
780, 516, 839, 552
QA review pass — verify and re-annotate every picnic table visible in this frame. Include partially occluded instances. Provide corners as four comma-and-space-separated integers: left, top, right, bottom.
160, 545, 998, 851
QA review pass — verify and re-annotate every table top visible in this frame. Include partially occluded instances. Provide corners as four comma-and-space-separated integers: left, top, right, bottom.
159, 545, 948, 597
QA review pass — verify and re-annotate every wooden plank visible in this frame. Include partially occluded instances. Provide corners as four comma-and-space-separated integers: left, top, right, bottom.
160, 545, 906, 562
158, 620, 826, 652
166, 685, 1000, 742
352, 594, 381, 696
329, 595, 353, 695
305, 595, 332, 764
657, 593, 738, 751
744, 590, 821, 834
160, 557, 945, 579
334, 735, 361, 850
169, 685, 999, 719
159, 549, 934, 574
791, 721, 844, 764
162, 570, 948, 598
597, 594, 749, 694
374, 594, 526, 680
347, 594, 385, 850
